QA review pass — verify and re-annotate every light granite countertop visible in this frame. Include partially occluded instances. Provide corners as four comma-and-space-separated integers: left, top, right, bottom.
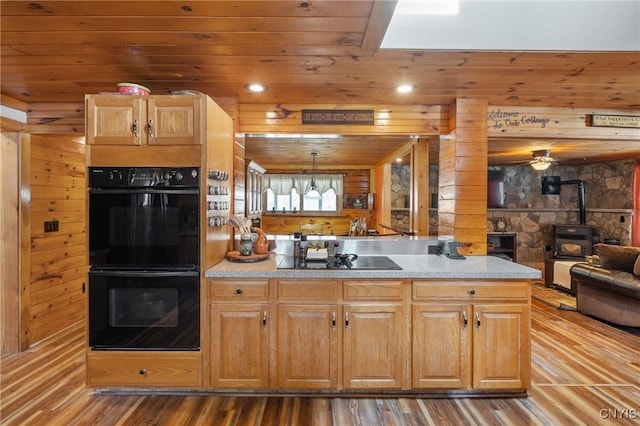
205, 254, 542, 280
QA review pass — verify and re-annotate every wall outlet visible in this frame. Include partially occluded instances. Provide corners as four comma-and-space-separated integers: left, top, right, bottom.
44, 220, 59, 232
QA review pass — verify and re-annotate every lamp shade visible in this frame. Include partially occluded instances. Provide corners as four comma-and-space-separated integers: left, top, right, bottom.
531, 161, 551, 171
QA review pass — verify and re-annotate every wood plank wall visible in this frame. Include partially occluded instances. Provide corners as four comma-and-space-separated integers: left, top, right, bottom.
487, 105, 640, 140
261, 210, 375, 236
28, 134, 86, 345
211, 97, 244, 218
27, 103, 85, 135
239, 103, 447, 135
1, 130, 20, 354
438, 99, 488, 255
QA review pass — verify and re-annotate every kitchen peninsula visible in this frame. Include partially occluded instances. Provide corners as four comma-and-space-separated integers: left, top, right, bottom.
204, 236, 541, 396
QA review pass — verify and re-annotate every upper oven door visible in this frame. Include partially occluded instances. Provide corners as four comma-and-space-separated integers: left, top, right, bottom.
89, 188, 200, 268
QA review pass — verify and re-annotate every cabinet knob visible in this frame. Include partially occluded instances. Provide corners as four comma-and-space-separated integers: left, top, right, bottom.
139, 369, 146, 375
469, 289, 476, 295
235, 288, 243, 295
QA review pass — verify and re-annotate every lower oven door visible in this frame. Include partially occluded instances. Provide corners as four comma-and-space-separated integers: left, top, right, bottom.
89, 270, 199, 350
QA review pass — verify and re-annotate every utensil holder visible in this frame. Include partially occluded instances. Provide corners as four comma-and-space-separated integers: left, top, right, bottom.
238, 234, 253, 256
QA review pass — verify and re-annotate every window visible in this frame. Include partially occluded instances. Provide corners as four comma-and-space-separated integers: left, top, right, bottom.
264, 174, 342, 213
303, 188, 337, 212
266, 187, 337, 213
267, 187, 301, 212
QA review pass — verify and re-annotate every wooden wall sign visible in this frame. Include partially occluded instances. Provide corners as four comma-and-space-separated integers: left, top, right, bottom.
487, 108, 551, 130
301, 109, 374, 125
589, 114, 640, 128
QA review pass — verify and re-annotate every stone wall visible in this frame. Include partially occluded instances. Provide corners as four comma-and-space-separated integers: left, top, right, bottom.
428, 159, 635, 271
391, 165, 411, 230
491, 159, 635, 271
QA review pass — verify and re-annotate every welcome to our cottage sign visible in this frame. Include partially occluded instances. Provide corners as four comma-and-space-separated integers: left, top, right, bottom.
487, 109, 551, 130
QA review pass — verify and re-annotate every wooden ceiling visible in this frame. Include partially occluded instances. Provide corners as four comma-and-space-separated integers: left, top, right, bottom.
1, 1, 639, 167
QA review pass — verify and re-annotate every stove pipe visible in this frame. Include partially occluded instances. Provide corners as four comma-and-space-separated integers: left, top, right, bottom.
541, 176, 586, 225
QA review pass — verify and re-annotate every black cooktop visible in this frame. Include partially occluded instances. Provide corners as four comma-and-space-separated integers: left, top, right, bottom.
277, 255, 402, 271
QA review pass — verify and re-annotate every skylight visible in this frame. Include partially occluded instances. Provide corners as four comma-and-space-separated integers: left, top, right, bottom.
394, 0, 459, 16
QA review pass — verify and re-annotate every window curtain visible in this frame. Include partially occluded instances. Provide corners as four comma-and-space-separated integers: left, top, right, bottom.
263, 174, 343, 195
633, 160, 640, 246
263, 174, 294, 195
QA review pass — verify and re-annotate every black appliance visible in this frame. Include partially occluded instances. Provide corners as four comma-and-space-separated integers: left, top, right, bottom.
553, 224, 593, 259
88, 167, 200, 350
487, 170, 505, 208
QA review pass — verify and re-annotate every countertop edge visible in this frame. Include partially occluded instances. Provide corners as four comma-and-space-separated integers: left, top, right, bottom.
204, 255, 542, 280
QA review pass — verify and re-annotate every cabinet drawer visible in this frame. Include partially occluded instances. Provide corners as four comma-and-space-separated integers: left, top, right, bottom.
413, 281, 529, 301
277, 279, 339, 300
209, 279, 269, 301
344, 280, 404, 300
87, 351, 201, 388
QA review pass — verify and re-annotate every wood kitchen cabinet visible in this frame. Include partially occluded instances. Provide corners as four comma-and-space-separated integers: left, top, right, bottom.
275, 279, 340, 389
342, 280, 406, 389
276, 303, 339, 389
208, 279, 270, 388
412, 303, 470, 388
202, 277, 530, 394
412, 281, 530, 390
276, 279, 407, 390
246, 160, 266, 218
472, 303, 530, 389
85, 95, 202, 145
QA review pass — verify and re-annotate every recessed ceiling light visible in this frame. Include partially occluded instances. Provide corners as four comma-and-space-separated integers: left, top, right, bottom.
396, 84, 414, 94
246, 83, 266, 93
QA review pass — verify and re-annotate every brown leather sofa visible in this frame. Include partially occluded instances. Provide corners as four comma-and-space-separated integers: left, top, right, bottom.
570, 264, 640, 327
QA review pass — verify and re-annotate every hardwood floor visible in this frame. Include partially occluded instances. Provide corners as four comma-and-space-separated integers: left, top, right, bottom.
2, 298, 639, 426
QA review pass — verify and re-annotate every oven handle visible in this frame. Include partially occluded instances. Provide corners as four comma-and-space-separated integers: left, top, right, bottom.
89, 270, 199, 278
89, 188, 199, 194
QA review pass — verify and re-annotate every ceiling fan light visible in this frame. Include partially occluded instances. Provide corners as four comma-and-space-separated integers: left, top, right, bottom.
531, 161, 551, 171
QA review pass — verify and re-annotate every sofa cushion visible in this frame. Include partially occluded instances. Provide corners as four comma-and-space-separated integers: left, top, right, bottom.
593, 243, 640, 273
571, 263, 640, 299
634, 255, 640, 277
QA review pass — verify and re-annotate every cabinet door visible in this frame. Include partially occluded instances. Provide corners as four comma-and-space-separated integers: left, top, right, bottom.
276, 304, 338, 389
412, 304, 470, 389
343, 304, 405, 389
472, 304, 530, 390
86, 95, 146, 145
146, 97, 201, 145
210, 303, 269, 388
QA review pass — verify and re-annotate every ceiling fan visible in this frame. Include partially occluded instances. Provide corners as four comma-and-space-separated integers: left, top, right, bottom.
529, 149, 558, 171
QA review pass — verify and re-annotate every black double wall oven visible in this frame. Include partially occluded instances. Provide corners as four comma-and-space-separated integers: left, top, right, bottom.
88, 167, 200, 350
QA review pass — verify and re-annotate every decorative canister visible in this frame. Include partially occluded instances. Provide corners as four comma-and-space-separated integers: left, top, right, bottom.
238, 234, 253, 256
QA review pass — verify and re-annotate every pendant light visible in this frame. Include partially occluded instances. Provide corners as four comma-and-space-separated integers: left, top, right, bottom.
310, 151, 318, 191
307, 151, 322, 199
